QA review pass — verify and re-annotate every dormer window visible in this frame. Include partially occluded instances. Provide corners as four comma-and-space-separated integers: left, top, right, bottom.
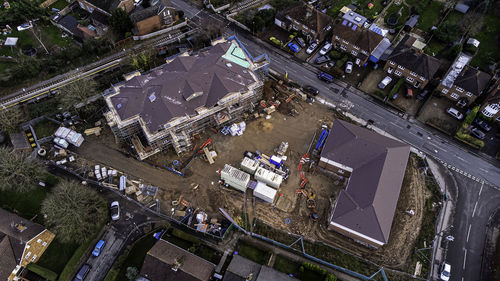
185, 91, 203, 101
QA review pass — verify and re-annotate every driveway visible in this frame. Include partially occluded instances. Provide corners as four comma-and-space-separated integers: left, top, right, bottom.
83, 227, 125, 281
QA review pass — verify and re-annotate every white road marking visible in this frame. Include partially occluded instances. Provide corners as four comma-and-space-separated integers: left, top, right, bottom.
472, 201, 478, 217
463, 249, 467, 270
479, 168, 489, 173
479, 182, 484, 197
466, 224, 471, 242
390, 122, 405, 129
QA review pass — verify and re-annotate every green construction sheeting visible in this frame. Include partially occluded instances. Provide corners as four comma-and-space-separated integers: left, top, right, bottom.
222, 42, 251, 68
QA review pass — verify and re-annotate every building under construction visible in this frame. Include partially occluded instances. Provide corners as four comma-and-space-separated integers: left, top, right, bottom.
104, 36, 269, 159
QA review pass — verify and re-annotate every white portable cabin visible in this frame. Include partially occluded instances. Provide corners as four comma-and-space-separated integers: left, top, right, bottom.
253, 182, 277, 203
220, 164, 250, 192
254, 167, 283, 189
240, 157, 259, 174
66, 131, 84, 147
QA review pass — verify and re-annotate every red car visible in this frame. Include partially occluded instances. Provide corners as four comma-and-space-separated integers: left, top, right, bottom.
406, 88, 414, 98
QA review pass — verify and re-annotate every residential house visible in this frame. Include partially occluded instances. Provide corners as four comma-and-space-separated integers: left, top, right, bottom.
404, 15, 419, 32
51, 14, 98, 42
384, 35, 441, 89
223, 255, 299, 281
331, 20, 384, 65
0, 208, 55, 281
104, 36, 269, 159
480, 78, 500, 122
437, 52, 491, 107
319, 120, 410, 248
77, 0, 135, 16
341, 9, 367, 27
129, 0, 175, 36
139, 239, 216, 281
274, 2, 333, 42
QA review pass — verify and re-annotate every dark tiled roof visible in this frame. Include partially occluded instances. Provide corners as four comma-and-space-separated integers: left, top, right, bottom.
224, 255, 298, 281
140, 254, 200, 281
388, 35, 441, 79
453, 66, 491, 95
85, 0, 120, 12
321, 120, 410, 245
58, 14, 78, 33
0, 208, 45, 245
278, 2, 332, 35
91, 9, 109, 25
109, 41, 257, 134
331, 23, 383, 53
144, 239, 216, 281
0, 236, 17, 281
130, 2, 165, 23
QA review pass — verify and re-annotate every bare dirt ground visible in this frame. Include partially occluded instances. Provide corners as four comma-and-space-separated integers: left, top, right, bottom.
76, 95, 428, 270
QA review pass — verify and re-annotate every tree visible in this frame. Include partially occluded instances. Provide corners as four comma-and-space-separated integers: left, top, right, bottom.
0, 0, 47, 26
129, 49, 155, 71
0, 107, 25, 133
109, 8, 133, 39
464, 106, 480, 125
41, 181, 108, 244
58, 79, 99, 111
434, 21, 462, 43
125, 267, 139, 281
0, 148, 45, 193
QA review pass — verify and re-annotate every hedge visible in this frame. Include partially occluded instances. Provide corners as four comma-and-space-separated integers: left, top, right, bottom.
390, 78, 405, 99
455, 128, 484, 148
26, 263, 58, 281
171, 228, 200, 244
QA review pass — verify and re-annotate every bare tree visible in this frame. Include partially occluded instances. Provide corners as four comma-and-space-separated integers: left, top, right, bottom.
0, 106, 25, 133
58, 78, 99, 111
0, 147, 45, 192
41, 180, 108, 244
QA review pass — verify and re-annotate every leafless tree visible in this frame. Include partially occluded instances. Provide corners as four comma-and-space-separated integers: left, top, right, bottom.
58, 78, 99, 111
0, 106, 25, 133
41, 180, 108, 244
0, 147, 44, 192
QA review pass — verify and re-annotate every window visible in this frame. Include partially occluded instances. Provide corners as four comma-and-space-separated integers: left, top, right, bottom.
390, 61, 395, 65
353, 45, 359, 50
88, 6, 94, 12
25, 252, 31, 259
79, 1, 85, 9
406, 76, 414, 83
450, 93, 459, 99
419, 76, 425, 81
466, 92, 473, 97
342, 40, 349, 44
410, 71, 417, 76
441, 88, 449, 94
37, 239, 42, 243
31, 255, 37, 262
397, 65, 405, 70
335, 35, 339, 39
340, 45, 347, 51
394, 70, 402, 76
42, 242, 47, 246
456, 87, 464, 93
361, 50, 368, 55
351, 50, 358, 56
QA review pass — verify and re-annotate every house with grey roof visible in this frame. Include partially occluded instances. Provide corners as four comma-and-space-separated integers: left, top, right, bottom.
0, 208, 55, 281
319, 120, 410, 248
104, 36, 269, 159
77, 0, 135, 16
437, 52, 491, 107
223, 255, 299, 281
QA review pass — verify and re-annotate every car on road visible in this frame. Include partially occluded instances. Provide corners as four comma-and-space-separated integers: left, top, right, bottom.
73, 264, 91, 281
319, 42, 332, 55
317, 72, 333, 83
439, 262, 451, 281
446, 107, 464, 120
345, 61, 353, 74
110, 201, 120, 221
303, 85, 319, 96
378, 76, 392, 89
474, 119, 492, 132
288, 43, 301, 53
314, 55, 330, 64
417, 90, 429, 100
92, 240, 106, 257
306, 42, 318, 54
471, 127, 486, 140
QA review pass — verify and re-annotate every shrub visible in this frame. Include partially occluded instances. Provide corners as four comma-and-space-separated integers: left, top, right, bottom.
329, 50, 342, 59
464, 106, 479, 125
390, 78, 405, 98
325, 273, 338, 281
455, 128, 484, 148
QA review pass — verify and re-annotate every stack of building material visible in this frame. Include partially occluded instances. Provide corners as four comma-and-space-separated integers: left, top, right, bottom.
253, 181, 277, 203
254, 167, 283, 188
54, 127, 84, 147
229, 122, 246, 136
220, 164, 250, 192
240, 157, 259, 174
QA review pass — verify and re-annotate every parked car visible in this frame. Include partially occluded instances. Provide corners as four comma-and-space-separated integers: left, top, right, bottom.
288, 42, 301, 53
378, 76, 392, 89
471, 127, 486, 139
306, 42, 318, 54
446, 107, 464, 120
295, 37, 306, 48
345, 61, 353, 74
317, 72, 333, 83
456, 98, 468, 108
110, 201, 120, 221
303, 85, 319, 96
474, 119, 492, 132
417, 90, 429, 100
325, 61, 335, 69
269, 37, 282, 46
439, 263, 451, 281
17, 22, 32, 31
92, 240, 106, 257
319, 42, 332, 55
73, 264, 91, 281
406, 88, 413, 98
314, 55, 330, 64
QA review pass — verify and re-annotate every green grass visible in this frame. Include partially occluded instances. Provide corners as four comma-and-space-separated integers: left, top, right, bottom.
37, 239, 79, 277
326, 0, 351, 18
41, 25, 74, 48
444, 10, 463, 24
417, 1, 444, 32
0, 61, 15, 74
237, 240, 271, 265
273, 255, 301, 277
26, 263, 58, 281
357, 0, 385, 19
0, 29, 36, 56
0, 185, 51, 220
470, 14, 500, 72
33, 119, 60, 139
424, 39, 446, 56
301, 269, 324, 281
49, 0, 70, 10
384, 3, 409, 29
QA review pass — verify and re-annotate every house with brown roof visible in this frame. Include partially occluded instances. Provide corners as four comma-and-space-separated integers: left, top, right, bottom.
437, 53, 491, 107
139, 239, 216, 281
331, 20, 384, 65
129, 0, 176, 36
104, 36, 269, 159
384, 35, 441, 89
319, 120, 410, 248
480, 78, 500, 122
274, 2, 333, 42
0, 208, 55, 281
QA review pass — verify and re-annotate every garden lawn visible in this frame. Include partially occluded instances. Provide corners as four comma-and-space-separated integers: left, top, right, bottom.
0, 186, 51, 220
36, 239, 79, 277
470, 14, 500, 72
49, 0, 70, 10
357, 0, 385, 19
326, 0, 351, 18
116, 232, 159, 280
425, 39, 446, 56
237, 240, 271, 265
42, 25, 74, 48
0, 29, 36, 56
33, 119, 60, 139
273, 255, 301, 277
417, 1, 444, 32
384, 3, 409, 29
